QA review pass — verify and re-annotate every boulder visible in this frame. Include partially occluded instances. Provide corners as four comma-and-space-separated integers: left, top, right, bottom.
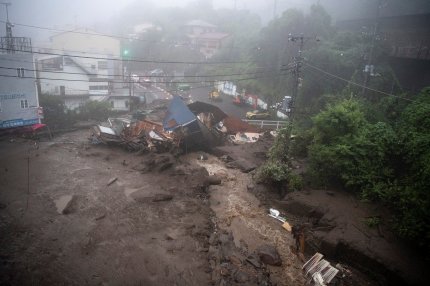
206, 175, 222, 186
256, 244, 282, 266
54, 195, 74, 214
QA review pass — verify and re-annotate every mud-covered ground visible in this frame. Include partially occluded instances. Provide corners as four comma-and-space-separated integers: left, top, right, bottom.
2, 128, 424, 286
0, 130, 305, 286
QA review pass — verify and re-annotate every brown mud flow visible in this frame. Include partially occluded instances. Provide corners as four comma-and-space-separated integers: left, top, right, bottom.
0, 129, 425, 285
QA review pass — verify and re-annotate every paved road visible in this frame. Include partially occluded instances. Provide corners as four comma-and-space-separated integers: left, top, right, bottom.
134, 83, 171, 104
189, 86, 253, 118
134, 84, 253, 118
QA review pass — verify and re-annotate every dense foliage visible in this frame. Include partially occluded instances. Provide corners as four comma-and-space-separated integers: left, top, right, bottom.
257, 127, 303, 192
307, 89, 430, 249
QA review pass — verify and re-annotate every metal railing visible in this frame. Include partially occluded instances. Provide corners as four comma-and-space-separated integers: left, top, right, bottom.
243, 119, 288, 129
0, 37, 32, 53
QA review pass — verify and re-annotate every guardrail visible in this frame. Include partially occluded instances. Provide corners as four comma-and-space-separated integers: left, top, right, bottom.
243, 119, 288, 129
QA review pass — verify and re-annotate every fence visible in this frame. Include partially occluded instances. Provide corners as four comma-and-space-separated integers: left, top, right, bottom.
243, 119, 288, 130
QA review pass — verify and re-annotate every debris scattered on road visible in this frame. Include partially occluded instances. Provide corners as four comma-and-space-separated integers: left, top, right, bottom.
302, 252, 339, 286
228, 132, 263, 145
268, 208, 286, 223
90, 97, 272, 154
282, 221, 292, 232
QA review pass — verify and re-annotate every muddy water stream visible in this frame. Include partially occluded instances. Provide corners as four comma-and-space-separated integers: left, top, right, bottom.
192, 154, 305, 286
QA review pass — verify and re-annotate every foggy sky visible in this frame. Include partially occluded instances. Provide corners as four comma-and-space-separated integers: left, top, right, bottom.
2, 0, 430, 42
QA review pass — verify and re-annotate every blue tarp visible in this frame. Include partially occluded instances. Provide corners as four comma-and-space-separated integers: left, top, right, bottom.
163, 96, 198, 131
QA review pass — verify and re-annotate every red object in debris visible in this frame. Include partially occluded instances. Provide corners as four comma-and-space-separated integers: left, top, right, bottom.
223, 116, 259, 134
29, 123, 46, 131
17, 123, 47, 134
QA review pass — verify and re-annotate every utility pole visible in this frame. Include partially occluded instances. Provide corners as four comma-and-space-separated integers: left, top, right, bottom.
287, 33, 306, 123
1, 2, 14, 53
362, 0, 382, 97
129, 72, 132, 112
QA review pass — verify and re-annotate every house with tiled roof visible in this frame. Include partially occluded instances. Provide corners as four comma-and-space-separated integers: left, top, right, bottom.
185, 20, 229, 59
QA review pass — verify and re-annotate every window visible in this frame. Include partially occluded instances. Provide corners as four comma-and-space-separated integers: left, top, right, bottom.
89, 85, 109, 90
91, 64, 96, 70
20, 99, 29, 109
40, 57, 63, 70
98, 61, 108, 69
17, 67, 25, 78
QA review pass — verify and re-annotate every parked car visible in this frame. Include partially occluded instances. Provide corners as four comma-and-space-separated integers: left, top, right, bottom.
245, 110, 270, 119
209, 89, 222, 101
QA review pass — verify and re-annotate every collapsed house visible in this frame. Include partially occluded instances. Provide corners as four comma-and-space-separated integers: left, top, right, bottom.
90, 96, 264, 152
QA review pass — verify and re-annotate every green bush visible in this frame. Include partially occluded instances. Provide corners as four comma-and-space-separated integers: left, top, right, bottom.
39, 94, 76, 129
364, 216, 381, 228
288, 173, 303, 191
257, 162, 290, 183
77, 100, 113, 121
39, 95, 116, 129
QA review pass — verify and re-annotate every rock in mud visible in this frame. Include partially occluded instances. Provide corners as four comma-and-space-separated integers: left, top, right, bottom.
220, 155, 233, 162
234, 270, 249, 283
152, 194, 173, 202
206, 175, 222, 186
130, 191, 172, 203
229, 255, 243, 266
158, 162, 173, 172
256, 244, 282, 266
246, 254, 262, 268
226, 159, 256, 173
54, 195, 75, 214
209, 233, 218, 246
107, 177, 118, 186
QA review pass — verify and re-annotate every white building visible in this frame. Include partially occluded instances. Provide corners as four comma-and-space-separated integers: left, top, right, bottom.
0, 36, 42, 129
37, 55, 91, 110
36, 28, 124, 110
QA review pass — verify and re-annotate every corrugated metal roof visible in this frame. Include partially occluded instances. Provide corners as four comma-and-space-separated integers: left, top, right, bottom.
163, 96, 197, 131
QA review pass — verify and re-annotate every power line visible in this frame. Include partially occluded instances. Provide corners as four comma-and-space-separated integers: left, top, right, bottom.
0, 47, 254, 65
0, 65, 283, 79
0, 69, 291, 85
0, 20, 168, 44
303, 61, 414, 102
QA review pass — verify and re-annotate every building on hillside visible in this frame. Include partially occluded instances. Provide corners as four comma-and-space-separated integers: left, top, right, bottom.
36, 28, 125, 110
185, 20, 229, 59
47, 28, 122, 79
129, 22, 162, 39
37, 55, 91, 110
337, 13, 430, 92
0, 35, 42, 129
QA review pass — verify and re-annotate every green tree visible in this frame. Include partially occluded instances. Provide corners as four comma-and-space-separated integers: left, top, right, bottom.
39, 94, 75, 129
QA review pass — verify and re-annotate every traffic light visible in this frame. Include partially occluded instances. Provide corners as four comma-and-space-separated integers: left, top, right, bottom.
123, 49, 129, 56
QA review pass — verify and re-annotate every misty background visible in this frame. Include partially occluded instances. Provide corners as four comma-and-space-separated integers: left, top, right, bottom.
2, 0, 430, 42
